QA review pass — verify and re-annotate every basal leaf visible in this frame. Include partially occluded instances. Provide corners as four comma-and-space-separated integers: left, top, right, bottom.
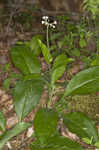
11, 45, 41, 75
30, 135, 83, 150
13, 77, 43, 121
0, 122, 31, 149
30, 145, 53, 150
48, 135, 83, 150
64, 66, 99, 96
34, 108, 58, 144
38, 40, 52, 64
63, 112, 99, 143
0, 111, 6, 132
30, 139, 54, 150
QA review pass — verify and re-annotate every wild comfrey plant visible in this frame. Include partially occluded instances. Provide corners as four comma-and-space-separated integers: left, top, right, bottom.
1, 14, 99, 150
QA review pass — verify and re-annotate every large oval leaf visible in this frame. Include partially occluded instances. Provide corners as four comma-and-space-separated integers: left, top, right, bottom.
48, 135, 83, 150
0, 122, 31, 149
13, 77, 44, 121
63, 112, 99, 143
64, 66, 99, 96
34, 108, 58, 144
0, 111, 6, 132
30, 135, 83, 150
11, 45, 41, 75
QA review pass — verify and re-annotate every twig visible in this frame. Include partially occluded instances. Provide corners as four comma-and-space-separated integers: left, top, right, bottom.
13, 136, 33, 150
6, 11, 15, 33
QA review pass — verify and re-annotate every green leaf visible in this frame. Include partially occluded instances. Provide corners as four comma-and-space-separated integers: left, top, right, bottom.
30, 35, 42, 56
30, 145, 53, 150
82, 137, 93, 144
51, 54, 72, 84
79, 38, 87, 48
30, 135, 83, 150
13, 77, 43, 121
52, 54, 68, 70
64, 66, 99, 96
91, 56, 99, 66
3, 78, 10, 91
0, 111, 6, 132
63, 112, 99, 144
48, 135, 83, 150
9, 72, 23, 80
94, 141, 99, 148
30, 139, 53, 150
71, 49, 80, 57
51, 66, 65, 84
3, 63, 11, 72
0, 122, 31, 149
11, 45, 41, 75
34, 108, 58, 144
38, 40, 52, 64
23, 73, 41, 81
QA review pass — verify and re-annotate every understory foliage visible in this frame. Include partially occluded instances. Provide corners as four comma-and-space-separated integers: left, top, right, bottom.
0, 1, 99, 149
83, 0, 99, 18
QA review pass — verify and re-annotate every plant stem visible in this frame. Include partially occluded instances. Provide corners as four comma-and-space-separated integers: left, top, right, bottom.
47, 85, 55, 108
46, 25, 49, 49
46, 25, 51, 71
46, 25, 53, 108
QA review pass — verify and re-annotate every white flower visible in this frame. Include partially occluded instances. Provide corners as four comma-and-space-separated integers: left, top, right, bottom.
53, 21, 57, 25
41, 16, 57, 28
52, 25, 55, 28
45, 22, 49, 26
49, 24, 53, 27
42, 16, 49, 20
41, 21, 45, 24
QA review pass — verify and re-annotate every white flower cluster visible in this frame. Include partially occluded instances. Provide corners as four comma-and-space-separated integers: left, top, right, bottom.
41, 16, 57, 28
